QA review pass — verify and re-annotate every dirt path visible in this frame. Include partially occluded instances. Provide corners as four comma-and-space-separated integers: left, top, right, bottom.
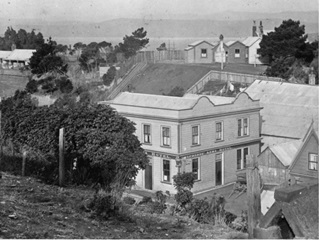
0, 172, 245, 239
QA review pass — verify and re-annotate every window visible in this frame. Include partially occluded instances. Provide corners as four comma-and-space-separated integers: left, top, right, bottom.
235, 49, 240, 58
192, 125, 200, 145
216, 122, 223, 141
143, 124, 151, 144
238, 118, 249, 137
237, 147, 249, 170
192, 158, 200, 180
201, 49, 207, 58
162, 127, 171, 146
163, 160, 170, 182
308, 153, 318, 170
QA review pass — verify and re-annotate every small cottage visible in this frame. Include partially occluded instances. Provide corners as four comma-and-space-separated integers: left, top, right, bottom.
184, 40, 214, 64
226, 41, 247, 64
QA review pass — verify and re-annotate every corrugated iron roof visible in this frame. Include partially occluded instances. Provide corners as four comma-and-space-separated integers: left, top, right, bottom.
242, 36, 261, 47
0, 50, 12, 59
188, 40, 214, 47
245, 80, 319, 141
109, 92, 236, 110
5, 49, 36, 61
270, 140, 302, 166
226, 40, 235, 46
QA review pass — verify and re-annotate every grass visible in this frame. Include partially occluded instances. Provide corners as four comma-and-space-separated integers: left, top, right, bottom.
129, 63, 267, 96
0, 172, 243, 239
0, 74, 29, 98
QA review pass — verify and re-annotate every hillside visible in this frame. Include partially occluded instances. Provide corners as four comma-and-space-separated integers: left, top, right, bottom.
0, 172, 246, 239
129, 63, 267, 96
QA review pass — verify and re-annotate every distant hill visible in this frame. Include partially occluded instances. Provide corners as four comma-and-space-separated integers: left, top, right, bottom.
0, 11, 318, 40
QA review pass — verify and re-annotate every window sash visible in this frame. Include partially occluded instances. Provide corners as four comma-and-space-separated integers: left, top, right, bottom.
216, 122, 223, 140
238, 118, 249, 136
162, 127, 170, 146
192, 126, 199, 145
237, 148, 249, 170
163, 160, 170, 181
143, 125, 151, 143
243, 118, 248, 136
238, 119, 242, 136
192, 158, 199, 180
309, 153, 318, 170
201, 49, 207, 58
237, 149, 242, 170
243, 148, 248, 168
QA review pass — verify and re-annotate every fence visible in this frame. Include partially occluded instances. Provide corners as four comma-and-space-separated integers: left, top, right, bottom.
186, 70, 283, 94
135, 50, 185, 63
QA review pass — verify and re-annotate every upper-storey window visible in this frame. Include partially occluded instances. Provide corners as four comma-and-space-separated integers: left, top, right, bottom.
238, 118, 249, 137
143, 124, 151, 144
216, 121, 223, 141
201, 49, 207, 58
192, 158, 200, 180
308, 153, 318, 171
192, 125, 200, 145
162, 126, 171, 147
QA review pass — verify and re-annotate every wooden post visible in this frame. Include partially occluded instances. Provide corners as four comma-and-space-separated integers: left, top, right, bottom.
59, 128, 65, 186
0, 97, 2, 170
22, 150, 27, 176
246, 154, 261, 239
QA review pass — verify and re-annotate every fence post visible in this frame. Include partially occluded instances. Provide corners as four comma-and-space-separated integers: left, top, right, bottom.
22, 150, 27, 176
59, 128, 65, 186
0, 97, 2, 170
246, 154, 261, 239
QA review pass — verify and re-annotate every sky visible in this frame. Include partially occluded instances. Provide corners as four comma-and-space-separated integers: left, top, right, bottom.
0, 0, 319, 22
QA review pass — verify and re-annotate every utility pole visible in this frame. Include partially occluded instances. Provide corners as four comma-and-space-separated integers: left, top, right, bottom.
246, 154, 261, 238
59, 128, 65, 186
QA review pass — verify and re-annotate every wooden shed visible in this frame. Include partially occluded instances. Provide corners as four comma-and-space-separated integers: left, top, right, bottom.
184, 40, 214, 64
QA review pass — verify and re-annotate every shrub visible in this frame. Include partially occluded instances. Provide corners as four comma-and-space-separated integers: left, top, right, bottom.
175, 189, 193, 210
139, 196, 153, 205
103, 66, 116, 86
55, 77, 73, 93
25, 79, 38, 93
230, 210, 248, 232
166, 86, 184, 97
173, 172, 196, 191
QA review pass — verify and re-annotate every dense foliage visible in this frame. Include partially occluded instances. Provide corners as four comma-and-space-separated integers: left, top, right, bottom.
258, 19, 319, 83
102, 66, 117, 86
26, 76, 73, 94
0, 91, 149, 191
29, 38, 68, 75
0, 27, 44, 50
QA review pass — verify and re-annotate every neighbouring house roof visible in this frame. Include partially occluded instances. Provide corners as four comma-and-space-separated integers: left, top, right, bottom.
4, 49, 36, 61
227, 40, 247, 48
260, 184, 319, 239
242, 36, 261, 47
107, 92, 237, 110
0, 50, 12, 59
226, 40, 235, 46
269, 140, 302, 167
245, 80, 319, 143
184, 46, 193, 51
188, 40, 214, 48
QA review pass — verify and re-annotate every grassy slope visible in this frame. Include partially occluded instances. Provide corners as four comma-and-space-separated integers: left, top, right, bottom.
130, 63, 267, 95
0, 172, 247, 239
0, 75, 29, 98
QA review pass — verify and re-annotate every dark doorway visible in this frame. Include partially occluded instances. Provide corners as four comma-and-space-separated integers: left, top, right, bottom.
216, 160, 222, 186
145, 164, 152, 190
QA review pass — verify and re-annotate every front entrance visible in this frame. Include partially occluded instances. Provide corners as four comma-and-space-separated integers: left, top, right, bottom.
145, 164, 152, 190
215, 153, 222, 186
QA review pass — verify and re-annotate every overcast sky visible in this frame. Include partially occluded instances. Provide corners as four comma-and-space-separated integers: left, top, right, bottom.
0, 0, 318, 22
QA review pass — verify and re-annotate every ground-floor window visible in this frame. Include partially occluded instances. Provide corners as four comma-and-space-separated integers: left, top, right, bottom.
308, 153, 318, 171
192, 158, 200, 180
163, 159, 170, 182
215, 153, 223, 185
237, 147, 249, 170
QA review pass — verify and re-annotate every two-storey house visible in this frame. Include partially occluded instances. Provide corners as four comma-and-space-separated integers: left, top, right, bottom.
101, 92, 262, 193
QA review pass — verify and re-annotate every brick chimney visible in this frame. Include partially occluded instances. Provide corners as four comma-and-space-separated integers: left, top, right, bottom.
252, 21, 258, 37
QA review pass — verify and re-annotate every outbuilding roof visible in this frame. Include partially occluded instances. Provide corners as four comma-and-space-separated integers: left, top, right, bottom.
108, 92, 237, 110
269, 140, 302, 166
188, 40, 214, 48
4, 49, 36, 61
0, 50, 12, 59
242, 36, 261, 47
245, 80, 319, 141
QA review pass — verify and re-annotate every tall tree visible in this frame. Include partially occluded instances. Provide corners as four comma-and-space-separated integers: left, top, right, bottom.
258, 19, 308, 63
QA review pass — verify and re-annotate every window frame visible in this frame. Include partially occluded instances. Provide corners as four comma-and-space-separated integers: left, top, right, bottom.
235, 48, 240, 58
142, 124, 151, 144
215, 121, 224, 141
161, 126, 171, 147
162, 159, 171, 182
191, 125, 200, 146
237, 118, 249, 137
192, 158, 200, 181
201, 48, 207, 58
237, 147, 249, 170
308, 153, 318, 171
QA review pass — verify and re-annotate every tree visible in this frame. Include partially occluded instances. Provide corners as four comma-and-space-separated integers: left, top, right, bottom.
259, 19, 308, 63
117, 27, 149, 58
29, 38, 68, 75
102, 66, 116, 86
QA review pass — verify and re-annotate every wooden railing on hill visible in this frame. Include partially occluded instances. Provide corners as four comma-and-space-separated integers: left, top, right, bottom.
107, 62, 148, 100
185, 70, 283, 94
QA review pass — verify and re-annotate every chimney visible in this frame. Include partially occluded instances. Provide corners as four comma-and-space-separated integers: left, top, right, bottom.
259, 21, 263, 36
252, 21, 257, 37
